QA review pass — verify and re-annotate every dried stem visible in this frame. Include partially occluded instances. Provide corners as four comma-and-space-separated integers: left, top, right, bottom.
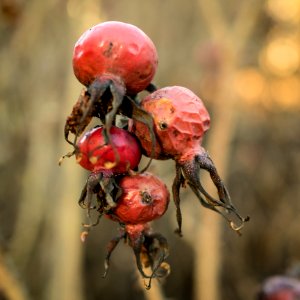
9, 0, 65, 271
137, 270, 166, 300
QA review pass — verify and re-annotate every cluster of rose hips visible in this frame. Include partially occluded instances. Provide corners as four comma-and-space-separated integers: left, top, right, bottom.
61, 21, 248, 288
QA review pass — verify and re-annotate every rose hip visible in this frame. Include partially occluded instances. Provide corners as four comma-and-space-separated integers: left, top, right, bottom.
110, 172, 170, 224
133, 85, 210, 160
132, 86, 248, 235
102, 173, 170, 288
73, 21, 158, 95
65, 21, 158, 147
103, 222, 169, 289
76, 125, 142, 212
76, 125, 141, 174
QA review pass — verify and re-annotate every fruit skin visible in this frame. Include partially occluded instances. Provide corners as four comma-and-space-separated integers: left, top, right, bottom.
76, 126, 142, 174
73, 21, 158, 95
132, 86, 210, 161
110, 172, 170, 224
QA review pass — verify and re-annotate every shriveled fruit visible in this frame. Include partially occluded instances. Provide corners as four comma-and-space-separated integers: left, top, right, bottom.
132, 86, 248, 235
133, 85, 210, 160
101, 173, 170, 288
109, 172, 170, 224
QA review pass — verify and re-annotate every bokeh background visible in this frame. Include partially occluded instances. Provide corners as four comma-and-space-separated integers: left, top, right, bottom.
1, 0, 300, 299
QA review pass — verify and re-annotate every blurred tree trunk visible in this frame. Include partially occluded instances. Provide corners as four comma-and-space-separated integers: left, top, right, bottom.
0, 251, 29, 300
194, 1, 263, 299
2, 1, 103, 299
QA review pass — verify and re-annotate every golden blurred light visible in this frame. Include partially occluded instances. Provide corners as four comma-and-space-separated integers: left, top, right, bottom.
67, 0, 103, 29
269, 76, 300, 108
260, 37, 300, 77
266, 0, 300, 23
234, 68, 266, 103
67, 0, 80, 18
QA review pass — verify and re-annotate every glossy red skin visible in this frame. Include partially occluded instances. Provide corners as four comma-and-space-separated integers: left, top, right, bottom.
111, 173, 170, 225
76, 126, 141, 173
132, 86, 210, 162
73, 21, 158, 94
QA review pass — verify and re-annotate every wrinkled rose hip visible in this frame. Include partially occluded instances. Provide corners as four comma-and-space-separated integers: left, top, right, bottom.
102, 172, 170, 288
110, 172, 170, 224
132, 86, 248, 235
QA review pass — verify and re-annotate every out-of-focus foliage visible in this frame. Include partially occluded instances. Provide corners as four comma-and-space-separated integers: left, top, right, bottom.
0, 0, 300, 300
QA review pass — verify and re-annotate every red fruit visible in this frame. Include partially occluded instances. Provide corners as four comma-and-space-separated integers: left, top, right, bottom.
65, 21, 158, 151
73, 21, 158, 95
76, 126, 141, 174
132, 86, 248, 235
111, 172, 170, 224
101, 172, 170, 285
133, 86, 210, 160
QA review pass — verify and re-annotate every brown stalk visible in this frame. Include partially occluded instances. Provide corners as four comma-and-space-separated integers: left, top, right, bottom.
194, 1, 263, 300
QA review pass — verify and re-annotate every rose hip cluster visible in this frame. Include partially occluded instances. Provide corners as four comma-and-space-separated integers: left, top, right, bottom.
61, 21, 248, 288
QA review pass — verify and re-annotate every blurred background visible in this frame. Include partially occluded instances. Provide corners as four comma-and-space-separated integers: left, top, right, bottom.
1, 0, 300, 299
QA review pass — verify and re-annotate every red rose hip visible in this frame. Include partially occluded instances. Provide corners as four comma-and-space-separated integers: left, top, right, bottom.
65, 21, 159, 151
76, 125, 141, 174
111, 172, 170, 224
102, 172, 170, 287
73, 21, 158, 95
132, 86, 248, 235
133, 86, 210, 160
76, 126, 142, 212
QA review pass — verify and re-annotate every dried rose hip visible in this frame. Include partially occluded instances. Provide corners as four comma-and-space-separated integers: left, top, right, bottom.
102, 173, 170, 288
132, 86, 248, 235
65, 21, 158, 147
132, 85, 210, 160
110, 172, 170, 224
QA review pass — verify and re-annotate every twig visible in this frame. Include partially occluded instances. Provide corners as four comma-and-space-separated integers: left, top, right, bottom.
9, 0, 63, 271
231, 0, 264, 57
197, 0, 230, 43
